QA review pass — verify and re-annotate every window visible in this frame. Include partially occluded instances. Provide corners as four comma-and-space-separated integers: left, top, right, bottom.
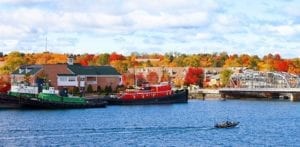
60, 77, 67, 81
68, 77, 76, 82
80, 77, 85, 81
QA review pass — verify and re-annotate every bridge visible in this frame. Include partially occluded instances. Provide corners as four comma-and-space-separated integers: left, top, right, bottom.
218, 70, 300, 101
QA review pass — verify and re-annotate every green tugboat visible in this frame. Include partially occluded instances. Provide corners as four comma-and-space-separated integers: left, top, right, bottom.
5, 85, 106, 109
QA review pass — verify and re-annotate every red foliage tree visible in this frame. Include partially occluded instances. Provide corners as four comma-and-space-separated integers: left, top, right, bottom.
109, 52, 125, 62
77, 54, 95, 66
121, 73, 146, 87
0, 76, 11, 93
146, 71, 159, 84
274, 60, 289, 72
184, 67, 204, 86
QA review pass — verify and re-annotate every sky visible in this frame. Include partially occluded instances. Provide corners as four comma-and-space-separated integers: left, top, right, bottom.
0, 0, 300, 58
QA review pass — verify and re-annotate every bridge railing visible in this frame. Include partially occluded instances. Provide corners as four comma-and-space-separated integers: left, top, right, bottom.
228, 70, 300, 89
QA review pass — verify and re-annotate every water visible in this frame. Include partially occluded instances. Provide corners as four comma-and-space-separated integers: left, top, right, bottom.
0, 100, 300, 146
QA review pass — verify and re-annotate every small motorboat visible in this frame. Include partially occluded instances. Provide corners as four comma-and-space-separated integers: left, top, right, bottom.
214, 121, 239, 128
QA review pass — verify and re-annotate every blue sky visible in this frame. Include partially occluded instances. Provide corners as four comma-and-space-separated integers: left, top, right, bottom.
0, 0, 300, 58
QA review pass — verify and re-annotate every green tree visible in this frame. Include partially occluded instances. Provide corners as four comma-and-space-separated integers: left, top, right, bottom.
87, 84, 94, 93
97, 53, 110, 65
220, 69, 233, 87
104, 85, 112, 95
183, 55, 200, 67
97, 86, 102, 95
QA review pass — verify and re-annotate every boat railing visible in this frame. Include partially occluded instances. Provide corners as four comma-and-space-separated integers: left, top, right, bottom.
120, 90, 173, 97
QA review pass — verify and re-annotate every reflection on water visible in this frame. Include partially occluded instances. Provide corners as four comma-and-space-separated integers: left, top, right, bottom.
0, 100, 300, 146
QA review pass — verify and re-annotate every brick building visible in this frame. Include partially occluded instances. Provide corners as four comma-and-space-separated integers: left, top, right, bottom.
11, 56, 121, 92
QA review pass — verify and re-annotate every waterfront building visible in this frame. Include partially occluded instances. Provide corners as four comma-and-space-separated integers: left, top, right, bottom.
11, 56, 121, 92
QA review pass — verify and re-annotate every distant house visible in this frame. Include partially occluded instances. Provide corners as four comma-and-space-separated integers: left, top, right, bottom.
58, 64, 121, 90
11, 65, 43, 85
128, 67, 188, 84
203, 68, 223, 87
11, 56, 121, 92
0, 52, 3, 57
135, 58, 160, 62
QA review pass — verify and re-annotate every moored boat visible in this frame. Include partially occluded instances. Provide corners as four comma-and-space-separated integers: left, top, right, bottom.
0, 93, 22, 108
2, 85, 106, 109
105, 82, 188, 105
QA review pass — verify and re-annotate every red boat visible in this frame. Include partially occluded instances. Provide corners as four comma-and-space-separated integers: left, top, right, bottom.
105, 83, 188, 105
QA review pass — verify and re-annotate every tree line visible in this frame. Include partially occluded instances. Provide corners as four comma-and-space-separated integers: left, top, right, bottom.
1, 51, 299, 75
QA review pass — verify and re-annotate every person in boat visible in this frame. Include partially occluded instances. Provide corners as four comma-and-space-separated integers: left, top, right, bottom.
225, 121, 231, 125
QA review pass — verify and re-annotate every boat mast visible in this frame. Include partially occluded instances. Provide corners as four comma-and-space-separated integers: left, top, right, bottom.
134, 66, 137, 88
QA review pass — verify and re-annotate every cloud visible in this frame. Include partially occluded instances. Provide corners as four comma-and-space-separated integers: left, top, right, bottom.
143, 35, 165, 45
267, 24, 300, 36
127, 10, 209, 30
195, 32, 212, 40
285, 5, 300, 17
0, 0, 300, 57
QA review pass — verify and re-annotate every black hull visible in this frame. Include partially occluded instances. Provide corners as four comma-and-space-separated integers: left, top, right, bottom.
0, 93, 22, 108
19, 98, 107, 109
0, 93, 106, 109
105, 89, 188, 105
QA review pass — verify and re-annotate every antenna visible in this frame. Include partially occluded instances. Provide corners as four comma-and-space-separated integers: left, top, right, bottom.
45, 35, 48, 52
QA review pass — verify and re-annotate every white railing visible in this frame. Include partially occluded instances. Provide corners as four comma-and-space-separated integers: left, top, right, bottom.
42, 87, 59, 94
11, 85, 38, 94
120, 90, 173, 97
220, 88, 300, 93
57, 81, 78, 86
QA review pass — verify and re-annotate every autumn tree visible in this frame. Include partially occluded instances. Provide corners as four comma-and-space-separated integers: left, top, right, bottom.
220, 69, 233, 87
146, 71, 159, 84
0, 51, 26, 74
160, 69, 170, 82
109, 52, 125, 63
76, 54, 95, 66
183, 55, 200, 67
288, 59, 300, 74
274, 60, 289, 72
111, 60, 128, 74
172, 54, 187, 67
122, 73, 134, 87
97, 53, 110, 65
184, 67, 204, 87
0, 75, 11, 93
224, 54, 242, 67
249, 55, 260, 70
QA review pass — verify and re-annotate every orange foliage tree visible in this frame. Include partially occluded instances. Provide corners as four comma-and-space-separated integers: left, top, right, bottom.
160, 70, 170, 82
76, 54, 95, 66
122, 73, 134, 87
146, 71, 159, 84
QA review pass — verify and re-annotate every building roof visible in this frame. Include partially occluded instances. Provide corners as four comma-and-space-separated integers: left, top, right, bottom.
12, 65, 42, 75
57, 74, 77, 76
67, 65, 120, 76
